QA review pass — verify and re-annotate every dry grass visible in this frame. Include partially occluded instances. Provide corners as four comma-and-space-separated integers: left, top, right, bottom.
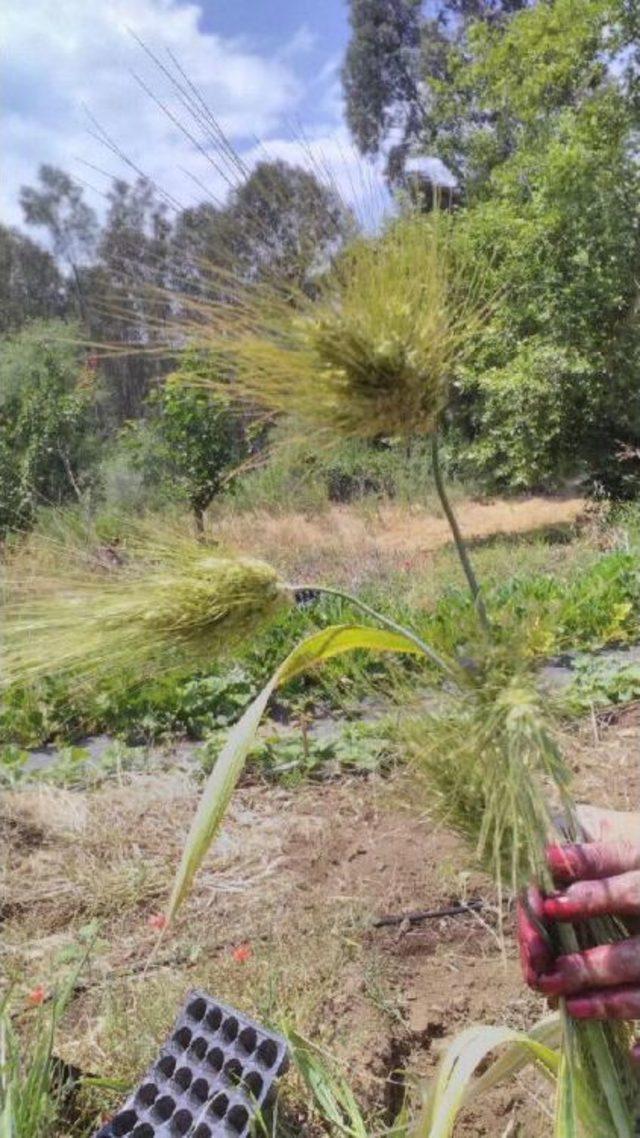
210, 495, 586, 582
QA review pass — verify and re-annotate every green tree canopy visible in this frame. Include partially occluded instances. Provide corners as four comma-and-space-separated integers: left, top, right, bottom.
448, 0, 640, 489
175, 159, 355, 289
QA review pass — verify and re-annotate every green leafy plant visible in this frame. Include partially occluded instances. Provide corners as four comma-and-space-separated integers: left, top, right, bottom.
126, 367, 243, 533
564, 655, 640, 714
0, 321, 99, 537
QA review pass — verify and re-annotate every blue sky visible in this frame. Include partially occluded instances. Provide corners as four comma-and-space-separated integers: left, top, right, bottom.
196, 0, 348, 57
2, 0, 373, 231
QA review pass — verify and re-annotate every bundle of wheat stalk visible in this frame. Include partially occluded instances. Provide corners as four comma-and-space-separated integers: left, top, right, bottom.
401, 671, 638, 1135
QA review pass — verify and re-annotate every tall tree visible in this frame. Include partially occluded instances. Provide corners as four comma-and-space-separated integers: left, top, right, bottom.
88, 177, 175, 422
342, 0, 527, 180
425, 0, 637, 192
450, 0, 640, 490
19, 165, 98, 317
342, 0, 425, 173
0, 226, 67, 334
174, 159, 354, 290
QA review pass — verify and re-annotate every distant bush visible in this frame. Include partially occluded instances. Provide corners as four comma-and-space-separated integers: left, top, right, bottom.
0, 321, 100, 536
125, 368, 244, 532
227, 434, 445, 514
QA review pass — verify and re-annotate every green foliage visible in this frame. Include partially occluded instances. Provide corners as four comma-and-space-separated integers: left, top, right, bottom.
228, 434, 437, 512
0, 739, 156, 790
200, 720, 394, 784
457, 340, 593, 490
0, 322, 98, 535
442, 0, 640, 490
2, 542, 639, 748
563, 654, 640, 714
126, 365, 243, 530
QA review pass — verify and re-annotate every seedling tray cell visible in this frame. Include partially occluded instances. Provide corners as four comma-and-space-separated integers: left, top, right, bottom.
94, 991, 288, 1138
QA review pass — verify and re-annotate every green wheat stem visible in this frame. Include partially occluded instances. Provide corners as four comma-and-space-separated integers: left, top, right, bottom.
287, 583, 461, 683
430, 431, 491, 635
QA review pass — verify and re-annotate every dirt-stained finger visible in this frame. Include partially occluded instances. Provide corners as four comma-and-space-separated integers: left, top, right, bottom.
546, 842, 640, 884
542, 871, 640, 922
517, 886, 554, 987
537, 936, 640, 997
566, 984, 640, 1020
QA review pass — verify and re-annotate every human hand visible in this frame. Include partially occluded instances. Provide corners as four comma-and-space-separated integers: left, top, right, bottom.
518, 807, 640, 1061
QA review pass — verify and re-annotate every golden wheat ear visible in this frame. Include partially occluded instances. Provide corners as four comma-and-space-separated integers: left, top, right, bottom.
0, 525, 291, 689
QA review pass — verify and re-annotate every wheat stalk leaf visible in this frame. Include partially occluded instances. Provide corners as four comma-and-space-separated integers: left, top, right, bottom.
416, 1024, 561, 1138
467, 1013, 562, 1101
167, 623, 423, 920
554, 1051, 578, 1138
569, 1019, 633, 1138
166, 676, 277, 922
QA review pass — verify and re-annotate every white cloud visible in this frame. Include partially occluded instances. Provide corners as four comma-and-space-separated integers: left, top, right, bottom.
2, 0, 307, 227
2, 0, 392, 244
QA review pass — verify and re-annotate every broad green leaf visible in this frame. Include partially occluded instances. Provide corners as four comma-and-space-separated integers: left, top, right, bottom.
276, 624, 422, 685
416, 1024, 561, 1138
469, 1014, 561, 1103
167, 678, 276, 921
167, 623, 422, 919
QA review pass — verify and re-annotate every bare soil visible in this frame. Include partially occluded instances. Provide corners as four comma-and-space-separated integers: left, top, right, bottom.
3, 701, 636, 1136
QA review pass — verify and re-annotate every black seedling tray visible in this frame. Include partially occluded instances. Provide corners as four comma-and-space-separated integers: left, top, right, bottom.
94, 991, 289, 1138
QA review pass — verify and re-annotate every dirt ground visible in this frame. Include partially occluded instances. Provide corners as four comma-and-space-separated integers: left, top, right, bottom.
2, 700, 636, 1136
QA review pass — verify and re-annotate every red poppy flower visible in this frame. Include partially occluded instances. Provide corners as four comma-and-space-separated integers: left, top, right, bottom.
148, 912, 168, 931
26, 984, 47, 1006
231, 943, 252, 964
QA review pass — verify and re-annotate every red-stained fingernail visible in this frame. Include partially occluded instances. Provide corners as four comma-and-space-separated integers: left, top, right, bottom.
565, 995, 597, 1018
543, 895, 580, 921
517, 886, 554, 984
537, 971, 565, 997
